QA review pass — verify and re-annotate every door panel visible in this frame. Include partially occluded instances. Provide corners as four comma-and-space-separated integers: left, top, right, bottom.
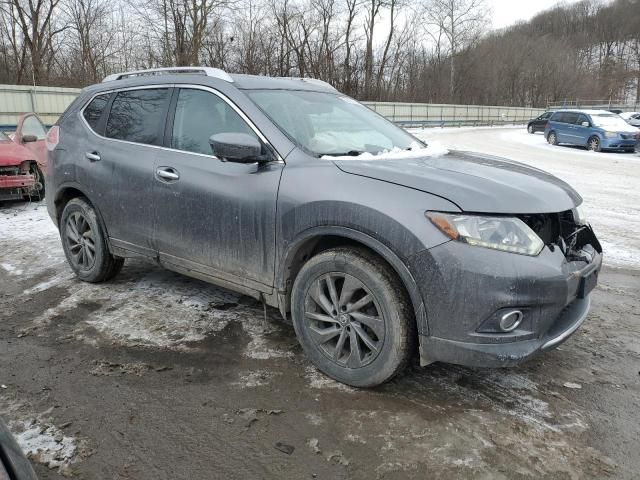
79, 87, 172, 253
153, 87, 282, 289
574, 114, 591, 145
16, 114, 47, 170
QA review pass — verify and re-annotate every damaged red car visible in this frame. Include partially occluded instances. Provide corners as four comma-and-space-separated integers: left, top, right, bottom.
0, 113, 47, 201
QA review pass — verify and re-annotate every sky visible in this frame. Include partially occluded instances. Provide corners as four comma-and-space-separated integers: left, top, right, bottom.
488, 0, 585, 29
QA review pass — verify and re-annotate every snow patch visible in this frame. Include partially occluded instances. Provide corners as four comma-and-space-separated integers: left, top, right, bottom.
304, 366, 356, 392
323, 142, 448, 160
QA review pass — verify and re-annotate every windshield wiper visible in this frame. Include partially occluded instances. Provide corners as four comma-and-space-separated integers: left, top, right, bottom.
318, 150, 364, 157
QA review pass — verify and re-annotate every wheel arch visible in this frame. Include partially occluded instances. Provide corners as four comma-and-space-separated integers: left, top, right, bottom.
277, 226, 429, 335
54, 183, 114, 253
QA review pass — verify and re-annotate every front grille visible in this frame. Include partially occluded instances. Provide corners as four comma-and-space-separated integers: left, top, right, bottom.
621, 133, 639, 140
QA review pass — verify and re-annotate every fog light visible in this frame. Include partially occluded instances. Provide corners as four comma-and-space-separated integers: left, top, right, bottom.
499, 310, 523, 332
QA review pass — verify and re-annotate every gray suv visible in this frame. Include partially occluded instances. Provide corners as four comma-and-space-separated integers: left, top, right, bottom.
46, 67, 603, 387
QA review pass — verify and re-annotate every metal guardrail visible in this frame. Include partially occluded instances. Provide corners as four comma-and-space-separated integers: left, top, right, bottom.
362, 101, 545, 125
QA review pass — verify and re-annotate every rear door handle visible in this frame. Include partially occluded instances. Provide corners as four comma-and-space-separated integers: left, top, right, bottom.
156, 167, 180, 181
85, 151, 101, 162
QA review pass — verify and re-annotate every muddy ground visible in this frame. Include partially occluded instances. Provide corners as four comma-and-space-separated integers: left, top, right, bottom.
1, 128, 639, 479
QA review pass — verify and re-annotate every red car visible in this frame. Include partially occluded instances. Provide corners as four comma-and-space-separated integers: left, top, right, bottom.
0, 113, 48, 201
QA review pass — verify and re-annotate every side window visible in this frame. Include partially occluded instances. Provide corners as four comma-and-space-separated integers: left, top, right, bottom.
106, 88, 170, 145
83, 94, 109, 132
171, 88, 257, 155
563, 113, 578, 124
576, 114, 589, 126
21, 115, 47, 140
551, 112, 563, 123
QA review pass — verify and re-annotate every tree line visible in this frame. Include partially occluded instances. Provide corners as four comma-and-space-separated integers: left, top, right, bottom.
1, 0, 638, 107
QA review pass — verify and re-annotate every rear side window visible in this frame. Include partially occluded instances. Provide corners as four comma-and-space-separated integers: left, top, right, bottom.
83, 94, 109, 132
171, 88, 257, 155
563, 113, 579, 124
106, 89, 170, 145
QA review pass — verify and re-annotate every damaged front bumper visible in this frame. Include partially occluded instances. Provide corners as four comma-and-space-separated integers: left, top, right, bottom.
408, 227, 603, 368
0, 171, 36, 201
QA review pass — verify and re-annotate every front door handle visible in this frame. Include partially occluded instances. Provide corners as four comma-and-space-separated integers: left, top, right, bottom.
156, 167, 180, 181
85, 151, 101, 162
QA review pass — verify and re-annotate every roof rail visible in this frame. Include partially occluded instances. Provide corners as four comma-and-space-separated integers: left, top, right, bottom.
103, 66, 233, 83
281, 77, 337, 91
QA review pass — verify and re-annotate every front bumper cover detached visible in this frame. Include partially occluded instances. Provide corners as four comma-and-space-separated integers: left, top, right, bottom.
408, 237, 602, 368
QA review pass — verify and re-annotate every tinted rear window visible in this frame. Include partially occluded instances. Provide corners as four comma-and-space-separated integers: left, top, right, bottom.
106, 89, 170, 145
83, 94, 109, 132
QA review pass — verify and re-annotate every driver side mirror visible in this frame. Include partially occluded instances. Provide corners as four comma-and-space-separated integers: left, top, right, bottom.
209, 133, 270, 163
581, 121, 590, 128
21, 134, 38, 143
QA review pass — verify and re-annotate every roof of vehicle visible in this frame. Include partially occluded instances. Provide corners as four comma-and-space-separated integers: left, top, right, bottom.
90, 67, 339, 95
552, 109, 617, 115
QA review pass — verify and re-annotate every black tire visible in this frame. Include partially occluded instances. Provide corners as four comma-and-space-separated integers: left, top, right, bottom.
527, 124, 534, 134
587, 136, 601, 152
291, 247, 415, 388
60, 197, 124, 282
547, 131, 558, 145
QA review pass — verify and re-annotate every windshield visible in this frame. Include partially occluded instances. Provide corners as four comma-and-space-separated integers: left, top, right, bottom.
591, 114, 634, 130
246, 90, 419, 157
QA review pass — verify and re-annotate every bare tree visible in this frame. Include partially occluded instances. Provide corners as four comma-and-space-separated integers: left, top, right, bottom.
424, 0, 488, 99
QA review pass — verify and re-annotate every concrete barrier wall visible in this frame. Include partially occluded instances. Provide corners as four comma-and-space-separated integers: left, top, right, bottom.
0, 84, 544, 129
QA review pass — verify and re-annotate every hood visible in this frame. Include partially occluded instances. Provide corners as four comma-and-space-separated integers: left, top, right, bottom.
0, 141, 33, 167
334, 150, 582, 214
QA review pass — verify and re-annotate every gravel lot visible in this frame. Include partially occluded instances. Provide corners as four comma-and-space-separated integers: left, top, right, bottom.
1, 126, 639, 479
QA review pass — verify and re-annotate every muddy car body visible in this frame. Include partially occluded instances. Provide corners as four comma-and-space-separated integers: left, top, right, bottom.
46, 67, 603, 387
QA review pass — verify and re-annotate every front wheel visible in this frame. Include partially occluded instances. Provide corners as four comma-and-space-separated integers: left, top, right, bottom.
527, 125, 534, 134
291, 247, 415, 388
547, 131, 558, 145
60, 197, 124, 282
587, 136, 601, 152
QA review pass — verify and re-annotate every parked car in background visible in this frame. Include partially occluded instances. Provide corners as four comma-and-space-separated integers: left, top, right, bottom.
545, 109, 640, 152
0, 113, 48, 200
620, 111, 640, 127
0, 131, 41, 201
0, 419, 38, 480
527, 111, 554, 133
47, 67, 602, 387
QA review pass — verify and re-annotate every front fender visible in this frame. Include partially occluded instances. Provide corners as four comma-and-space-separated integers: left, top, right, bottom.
278, 225, 430, 335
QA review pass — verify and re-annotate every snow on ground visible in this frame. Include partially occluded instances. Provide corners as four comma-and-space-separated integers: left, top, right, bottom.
0, 401, 90, 476
410, 126, 640, 270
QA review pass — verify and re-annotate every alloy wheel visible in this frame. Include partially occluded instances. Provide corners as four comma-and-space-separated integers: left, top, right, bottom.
65, 212, 97, 270
304, 273, 385, 368
588, 137, 600, 151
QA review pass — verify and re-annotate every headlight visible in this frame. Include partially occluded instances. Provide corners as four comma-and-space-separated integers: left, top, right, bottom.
426, 212, 544, 256
574, 204, 588, 225
604, 131, 617, 138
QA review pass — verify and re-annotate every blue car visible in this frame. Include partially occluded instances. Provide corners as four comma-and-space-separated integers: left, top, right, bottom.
545, 109, 639, 152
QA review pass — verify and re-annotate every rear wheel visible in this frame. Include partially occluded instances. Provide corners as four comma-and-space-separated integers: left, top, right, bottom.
60, 198, 124, 282
291, 247, 415, 388
547, 131, 558, 145
587, 136, 601, 152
